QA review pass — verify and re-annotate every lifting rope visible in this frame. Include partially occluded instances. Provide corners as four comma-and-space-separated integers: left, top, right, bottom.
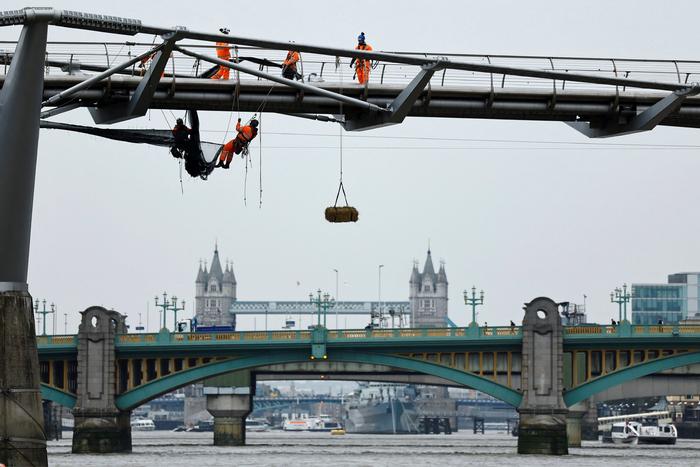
325, 58, 358, 223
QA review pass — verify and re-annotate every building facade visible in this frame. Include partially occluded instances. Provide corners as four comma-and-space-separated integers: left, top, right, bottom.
409, 250, 448, 328
195, 246, 237, 329
632, 272, 700, 325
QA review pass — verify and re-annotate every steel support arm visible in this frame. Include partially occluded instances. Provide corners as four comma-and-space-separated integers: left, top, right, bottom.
90, 36, 179, 124
42, 43, 166, 107
343, 64, 441, 131
174, 45, 388, 113
567, 84, 700, 138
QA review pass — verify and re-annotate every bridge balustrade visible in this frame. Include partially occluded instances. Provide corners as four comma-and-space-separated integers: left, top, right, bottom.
5, 40, 700, 97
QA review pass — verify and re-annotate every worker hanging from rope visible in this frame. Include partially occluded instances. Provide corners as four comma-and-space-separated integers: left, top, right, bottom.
282, 48, 301, 80
350, 32, 373, 85
211, 27, 231, 80
216, 117, 259, 169
170, 118, 192, 159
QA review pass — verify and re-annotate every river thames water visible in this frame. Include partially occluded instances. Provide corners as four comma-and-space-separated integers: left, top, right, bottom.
47, 431, 700, 466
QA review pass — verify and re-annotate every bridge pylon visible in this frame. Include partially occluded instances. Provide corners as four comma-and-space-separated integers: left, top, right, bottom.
517, 297, 568, 455
0, 16, 52, 467
204, 371, 253, 446
71, 307, 132, 454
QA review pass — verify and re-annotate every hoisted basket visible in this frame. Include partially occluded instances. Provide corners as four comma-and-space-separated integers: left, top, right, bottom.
325, 181, 359, 223
325, 206, 359, 223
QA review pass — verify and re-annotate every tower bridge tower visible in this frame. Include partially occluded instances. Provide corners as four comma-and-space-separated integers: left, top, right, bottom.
409, 250, 448, 328
195, 246, 237, 329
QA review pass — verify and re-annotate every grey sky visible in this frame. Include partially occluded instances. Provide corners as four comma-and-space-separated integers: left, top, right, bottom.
3, 1, 700, 333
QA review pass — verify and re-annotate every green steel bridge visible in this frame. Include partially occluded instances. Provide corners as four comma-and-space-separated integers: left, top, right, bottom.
37, 320, 700, 412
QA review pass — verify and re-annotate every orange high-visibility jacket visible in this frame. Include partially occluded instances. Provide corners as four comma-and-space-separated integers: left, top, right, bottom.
216, 41, 231, 60
235, 120, 257, 144
283, 51, 300, 71
354, 43, 373, 67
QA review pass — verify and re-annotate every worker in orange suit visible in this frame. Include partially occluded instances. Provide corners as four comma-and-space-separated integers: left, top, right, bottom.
211, 27, 231, 80
216, 117, 259, 169
350, 32, 373, 85
282, 50, 301, 80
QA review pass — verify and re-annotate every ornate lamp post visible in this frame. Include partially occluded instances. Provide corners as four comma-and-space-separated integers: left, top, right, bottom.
309, 289, 335, 328
155, 291, 170, 330
34, 299, 55, 336
463, 286, 484, 326
610, 284, 631, 322
170, 296, 186, 331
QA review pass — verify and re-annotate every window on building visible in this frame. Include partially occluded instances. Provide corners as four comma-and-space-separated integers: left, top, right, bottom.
423, 299, 432, 309
210, 300, 217, 307
210, 285, 218, 292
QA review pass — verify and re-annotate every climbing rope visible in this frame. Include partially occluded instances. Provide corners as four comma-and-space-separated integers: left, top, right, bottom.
336, 57, 347, 206
258, 111, 263, 208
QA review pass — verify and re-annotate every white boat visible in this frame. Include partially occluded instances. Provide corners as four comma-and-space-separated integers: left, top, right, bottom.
130, 419, 156, 431
283, 418, 310, 431
308, 415, 343, 432
637, 421, 677, 445
607, 422, 639, 444
246, 418, 270, 432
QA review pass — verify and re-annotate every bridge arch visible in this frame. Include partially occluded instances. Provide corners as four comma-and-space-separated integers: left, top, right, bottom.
115, 349, 523, 410
40, 384, 77, 408
564, 351, 700, 406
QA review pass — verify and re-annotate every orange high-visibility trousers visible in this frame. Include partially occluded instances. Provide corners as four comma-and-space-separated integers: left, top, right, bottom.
211, 42, 231, 80
211, 66, 230, 80
219, 140, 235, 164
355, 61, 370, 84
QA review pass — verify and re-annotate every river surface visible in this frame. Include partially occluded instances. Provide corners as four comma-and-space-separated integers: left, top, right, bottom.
47, 431, 700, 466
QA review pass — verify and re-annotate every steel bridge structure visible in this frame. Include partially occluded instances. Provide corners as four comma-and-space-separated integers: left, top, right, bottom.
37, 321, 700, 411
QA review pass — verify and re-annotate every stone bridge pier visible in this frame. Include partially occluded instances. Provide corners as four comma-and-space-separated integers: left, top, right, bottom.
205, 371, 253, 446
71, 306, 132, 454
517, 297, 569, 455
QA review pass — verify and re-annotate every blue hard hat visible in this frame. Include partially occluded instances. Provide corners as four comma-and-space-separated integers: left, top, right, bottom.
358, 32, 365, 42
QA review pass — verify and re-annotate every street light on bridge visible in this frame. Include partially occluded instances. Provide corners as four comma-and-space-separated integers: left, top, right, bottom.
309, 289, 335, 328
170, 296, 186, 331
34, 299, 55, 336
610, 284, 631, 323
464, 286, 485, 326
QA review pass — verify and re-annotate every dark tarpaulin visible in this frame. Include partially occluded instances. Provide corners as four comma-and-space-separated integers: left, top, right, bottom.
40, 110, 222, 179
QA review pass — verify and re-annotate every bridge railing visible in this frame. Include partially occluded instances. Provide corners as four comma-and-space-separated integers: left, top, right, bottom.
35, 324, 700, 349
329, 326, 521, 339
35, 334, 77, 346
564, 324, 700, 337
3, 41, 700, 95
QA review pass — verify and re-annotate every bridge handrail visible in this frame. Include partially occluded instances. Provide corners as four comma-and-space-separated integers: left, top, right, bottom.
3, 41, 699, 97
35, 334, 77, 346
35, 324, 700, 348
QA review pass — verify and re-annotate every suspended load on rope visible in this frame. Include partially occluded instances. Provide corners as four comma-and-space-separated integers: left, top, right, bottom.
39, 110, 223, 180
325, 181, 359, 223
325, 206, 359, 223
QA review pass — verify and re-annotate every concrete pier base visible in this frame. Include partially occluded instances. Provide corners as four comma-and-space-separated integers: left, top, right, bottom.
518, 411, 569, 455
566, 411, 583, 447
582, 403, 599, 441
213, 416, 247, 446
206, 393, 251, 446
72, 409, 132, 454
0, 291, 48, 467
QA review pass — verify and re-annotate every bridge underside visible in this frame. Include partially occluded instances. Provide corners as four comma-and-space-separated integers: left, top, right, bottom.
6, 76, 700, 129
254, 361, 456, 387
